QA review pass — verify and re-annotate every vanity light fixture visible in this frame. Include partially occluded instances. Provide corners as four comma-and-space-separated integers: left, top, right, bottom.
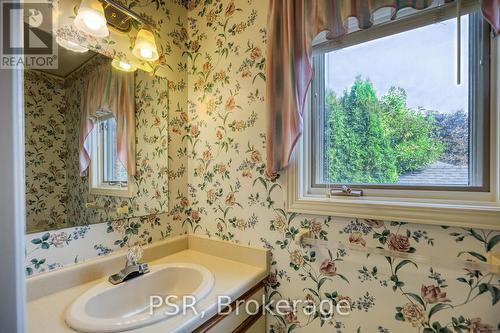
56, 37, 89, 53
73, 0, 159, 62
132, 29, 159, 61
74, 0, 109, 38
111, 58, 137, 72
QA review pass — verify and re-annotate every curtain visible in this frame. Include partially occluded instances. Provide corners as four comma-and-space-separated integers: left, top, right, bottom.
79, 62, 136, 177
265, 0, 500, 176
483, 0, 500, 32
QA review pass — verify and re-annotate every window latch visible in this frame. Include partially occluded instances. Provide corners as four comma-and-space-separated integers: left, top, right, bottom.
329, 185, 363, 197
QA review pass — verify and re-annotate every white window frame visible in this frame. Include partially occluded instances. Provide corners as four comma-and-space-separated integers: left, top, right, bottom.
286, 7, 500, 230
88, 114, 133, 198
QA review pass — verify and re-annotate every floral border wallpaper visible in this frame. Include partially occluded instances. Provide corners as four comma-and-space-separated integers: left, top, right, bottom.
25, 213, 185, 275
25, 0, 500, 332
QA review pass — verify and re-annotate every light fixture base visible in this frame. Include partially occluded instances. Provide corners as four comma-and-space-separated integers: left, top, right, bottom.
103, 3, 132, 32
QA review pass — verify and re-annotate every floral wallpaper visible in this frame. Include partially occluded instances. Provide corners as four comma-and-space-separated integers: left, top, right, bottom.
62, 55, 171, 228
25, 1, 189, 268
24, 54, 172, 233
25, 1, 500, 332
25, 0, 189, 269
183, 1, 500, 332
25, 213, 185, 275
24, 70, 67, 232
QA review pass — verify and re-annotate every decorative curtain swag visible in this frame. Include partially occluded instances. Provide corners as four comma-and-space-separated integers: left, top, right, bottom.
79, 62, 136, 176
265, 0, 500, 176
482, 0, 500, 32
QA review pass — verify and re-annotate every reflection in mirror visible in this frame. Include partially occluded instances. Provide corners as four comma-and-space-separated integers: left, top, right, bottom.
25, 37, 169, 233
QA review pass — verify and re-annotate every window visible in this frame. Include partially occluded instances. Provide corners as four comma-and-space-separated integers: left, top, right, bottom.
288, 4, 500, 229
89, 114, 132, 197
312, 10, 489, 191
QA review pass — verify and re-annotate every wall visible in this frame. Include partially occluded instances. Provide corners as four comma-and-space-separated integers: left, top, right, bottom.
184, 1, 500, 332
24, 70, 67, 232
24, 54, 172, 233
63, 56, 170, 227
25, 0, 189, 273
25, 0, 500, 332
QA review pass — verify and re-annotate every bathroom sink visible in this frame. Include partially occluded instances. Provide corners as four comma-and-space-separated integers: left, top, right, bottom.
66, 263, 215, 332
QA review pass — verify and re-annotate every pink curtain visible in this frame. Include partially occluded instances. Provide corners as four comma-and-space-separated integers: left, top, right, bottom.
483, 0, 500, 33
79, 63, 136, 176
265, 0, 500, 176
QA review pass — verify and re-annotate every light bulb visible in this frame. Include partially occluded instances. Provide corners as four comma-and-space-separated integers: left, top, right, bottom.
139, 48, 153, 59
119, 61, 131, 70
82, 12, 103, 31
111, 58, 136, 72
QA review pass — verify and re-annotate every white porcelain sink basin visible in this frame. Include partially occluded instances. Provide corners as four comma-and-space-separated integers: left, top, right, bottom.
66, 263, 214, 332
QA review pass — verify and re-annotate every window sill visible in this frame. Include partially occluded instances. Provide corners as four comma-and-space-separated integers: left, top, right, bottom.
89, 186, 133, 198
286, 134, 500, 229
286, 126, 500, 229
286, 191, 500, 230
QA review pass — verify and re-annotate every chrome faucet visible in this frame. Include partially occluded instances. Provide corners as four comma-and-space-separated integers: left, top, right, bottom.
108, 245, 150, 285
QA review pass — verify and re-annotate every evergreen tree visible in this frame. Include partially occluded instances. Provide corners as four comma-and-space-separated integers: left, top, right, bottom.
324, 78, 443, 183
325, 78, 398, 183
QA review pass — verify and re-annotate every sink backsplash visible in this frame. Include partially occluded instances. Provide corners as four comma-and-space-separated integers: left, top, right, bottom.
25, 214, 499, 331
25, 1, 500, 333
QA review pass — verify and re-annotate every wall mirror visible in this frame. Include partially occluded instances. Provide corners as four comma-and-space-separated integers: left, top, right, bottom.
25, 12, 169, 233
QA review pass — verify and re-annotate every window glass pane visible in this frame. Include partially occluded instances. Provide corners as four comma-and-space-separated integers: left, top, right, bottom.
102, 118, 128, 183
321, 16, 473, 186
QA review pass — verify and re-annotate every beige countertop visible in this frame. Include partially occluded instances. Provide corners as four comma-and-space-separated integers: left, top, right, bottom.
27, 235, 269, 333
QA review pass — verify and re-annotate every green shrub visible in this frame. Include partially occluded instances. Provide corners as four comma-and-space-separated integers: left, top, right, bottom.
324, 78, 443, 183
380, 87, 444, 175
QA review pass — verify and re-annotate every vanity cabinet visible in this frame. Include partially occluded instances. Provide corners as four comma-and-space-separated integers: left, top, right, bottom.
193, 280, 266, 333
237, 316, 266, 333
